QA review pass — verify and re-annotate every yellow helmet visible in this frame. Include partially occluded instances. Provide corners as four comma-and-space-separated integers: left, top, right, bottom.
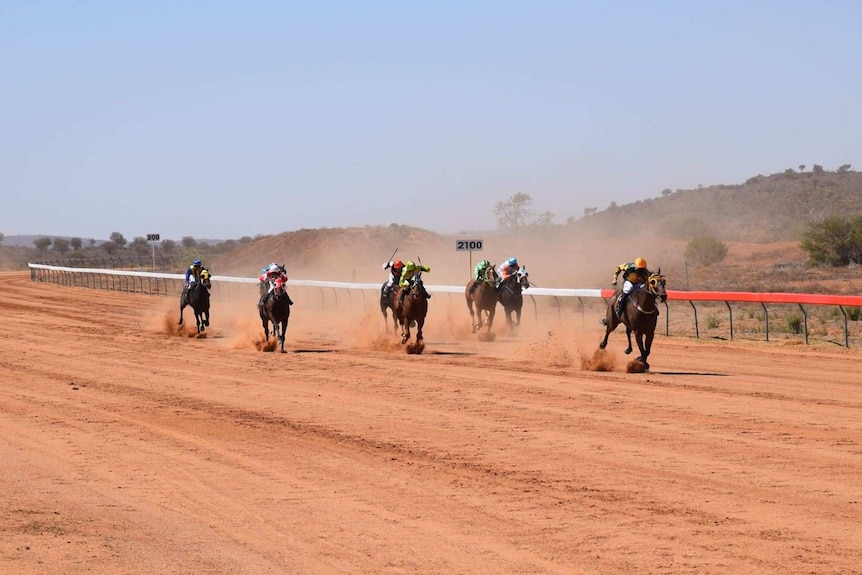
634, 257, 647, 269
405, 260, 415, 268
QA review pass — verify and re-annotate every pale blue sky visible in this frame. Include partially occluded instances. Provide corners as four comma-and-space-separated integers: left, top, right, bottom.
2, 1, 859, 241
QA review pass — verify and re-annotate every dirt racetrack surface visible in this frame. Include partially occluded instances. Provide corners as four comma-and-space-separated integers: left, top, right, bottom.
1, 271, 861, 575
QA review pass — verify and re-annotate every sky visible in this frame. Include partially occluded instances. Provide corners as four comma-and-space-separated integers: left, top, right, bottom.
2, 1, 860, 242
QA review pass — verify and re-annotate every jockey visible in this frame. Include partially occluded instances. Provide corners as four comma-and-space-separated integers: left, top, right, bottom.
611, 257, 651, 317
259, 262, 294, 305
382, 259, 405, 297
469, 259, 493, 293
496, 257, 520, 290
184, 259, 204, 296
398, 260, 431, 306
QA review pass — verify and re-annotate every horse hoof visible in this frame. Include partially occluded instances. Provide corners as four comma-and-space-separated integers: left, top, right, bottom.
599, 343, 606, 350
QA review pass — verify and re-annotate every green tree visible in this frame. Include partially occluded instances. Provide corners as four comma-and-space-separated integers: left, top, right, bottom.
838, 163, 852, 174
0, 232, 4, 245
162, 239, 177, 254
33, 237, 52, 252
130, 236, 149, 256
531, 210, 555, 227
182, 236, 197, 248
70, 237, 82, 251
684, 236, 728, 266
801, 216, 862, 266
102, 240, 118, 255
53, 238, 70, 255
812, 164, 824, 174
109, 232, 127, 248
494, 193, 534, 234
798, 164, 805, 173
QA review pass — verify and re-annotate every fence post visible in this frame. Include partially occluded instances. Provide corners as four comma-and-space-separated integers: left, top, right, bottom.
689, 301, 699, 339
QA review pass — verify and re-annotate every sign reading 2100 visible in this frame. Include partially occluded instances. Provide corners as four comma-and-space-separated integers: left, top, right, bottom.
456, 240, 483, 251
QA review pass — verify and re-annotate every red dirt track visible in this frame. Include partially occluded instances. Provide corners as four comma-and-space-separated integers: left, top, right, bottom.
1, 271, 861, 574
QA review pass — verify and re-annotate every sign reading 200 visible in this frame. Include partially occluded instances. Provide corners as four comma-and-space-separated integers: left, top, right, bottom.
456, 240, 483, 251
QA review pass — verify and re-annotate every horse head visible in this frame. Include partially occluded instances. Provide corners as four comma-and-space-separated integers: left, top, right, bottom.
271, 278, 286, 295
484, 266, 499, 283
200, 269, 212, 290
409, 273, 424, 299
517, 266, 529, 290
646, 269, 667, 303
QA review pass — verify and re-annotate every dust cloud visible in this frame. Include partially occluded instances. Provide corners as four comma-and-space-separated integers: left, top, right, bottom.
135, 229, 675, 369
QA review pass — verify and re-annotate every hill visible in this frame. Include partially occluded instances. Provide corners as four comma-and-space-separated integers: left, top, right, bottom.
5, 169, 861, 293
211, 170, 862, 294
571, 169, 862, 243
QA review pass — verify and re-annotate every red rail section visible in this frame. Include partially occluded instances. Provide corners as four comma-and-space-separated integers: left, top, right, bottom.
597, 288, 862, 347
599, 289, 862, 307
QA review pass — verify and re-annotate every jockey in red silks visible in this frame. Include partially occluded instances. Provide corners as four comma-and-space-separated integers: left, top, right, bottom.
259, 263, 294, 305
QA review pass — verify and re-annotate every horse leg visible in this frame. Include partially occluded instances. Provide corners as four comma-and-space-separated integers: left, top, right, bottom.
515, 307, 521, 327
486, 306, 495, 333
416, 317, 424, 342
204, 307, 210, 327
261, 316, 270, 341
624, 326, 633, 355
400, 316, 410, 344
638, 331, 654, 371
178, 299, 185, 325
279, 320, 287, 352
599, 315, 618, 349
467, 299, 477, 333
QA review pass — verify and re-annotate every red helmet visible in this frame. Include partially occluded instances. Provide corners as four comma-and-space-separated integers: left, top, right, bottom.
393, 259, 404, 269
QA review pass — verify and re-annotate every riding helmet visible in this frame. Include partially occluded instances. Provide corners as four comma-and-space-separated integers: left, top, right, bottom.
193, 259, 202, 266
508, 257, 517, 266
634, 257, 647, 269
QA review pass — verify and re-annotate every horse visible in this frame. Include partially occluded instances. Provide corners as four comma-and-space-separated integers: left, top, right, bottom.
465, 266, 499, 333
380, 281, 399, 332
599, 270, 668, 371
498, 267, 530, 329
178, 269, 211, 333
259, 279, 291, 352
396, 272, 428, 346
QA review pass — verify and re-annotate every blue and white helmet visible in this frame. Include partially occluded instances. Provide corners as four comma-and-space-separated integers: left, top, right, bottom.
268, 263, 280, 272
193, 259, 202, 266
508, 257, 518, 266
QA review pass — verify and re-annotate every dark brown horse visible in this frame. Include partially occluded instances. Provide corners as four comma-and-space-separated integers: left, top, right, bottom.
599, 270, 667, 371
259, 280, 291, 352
178, 269, 211, 333
380, 281, 399, 332
498, 267, 530, 329
396, 272, 428, 346
465, 266, 498, 333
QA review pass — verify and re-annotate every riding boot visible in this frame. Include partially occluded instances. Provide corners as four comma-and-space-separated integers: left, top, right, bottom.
286, 291, 294, 305
615, 293, 627, 317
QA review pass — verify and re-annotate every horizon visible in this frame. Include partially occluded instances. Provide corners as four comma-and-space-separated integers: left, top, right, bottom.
2, 1, 860, 240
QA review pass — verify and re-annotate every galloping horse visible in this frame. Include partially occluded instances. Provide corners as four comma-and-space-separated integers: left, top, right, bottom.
380, 282, 399, 332
498, 267, 530, 329
179, 269, 211, 333
396, 272, 428, 345
599, 270, 667, 371
259, 279, 291, 352
465, 266, 499, 333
